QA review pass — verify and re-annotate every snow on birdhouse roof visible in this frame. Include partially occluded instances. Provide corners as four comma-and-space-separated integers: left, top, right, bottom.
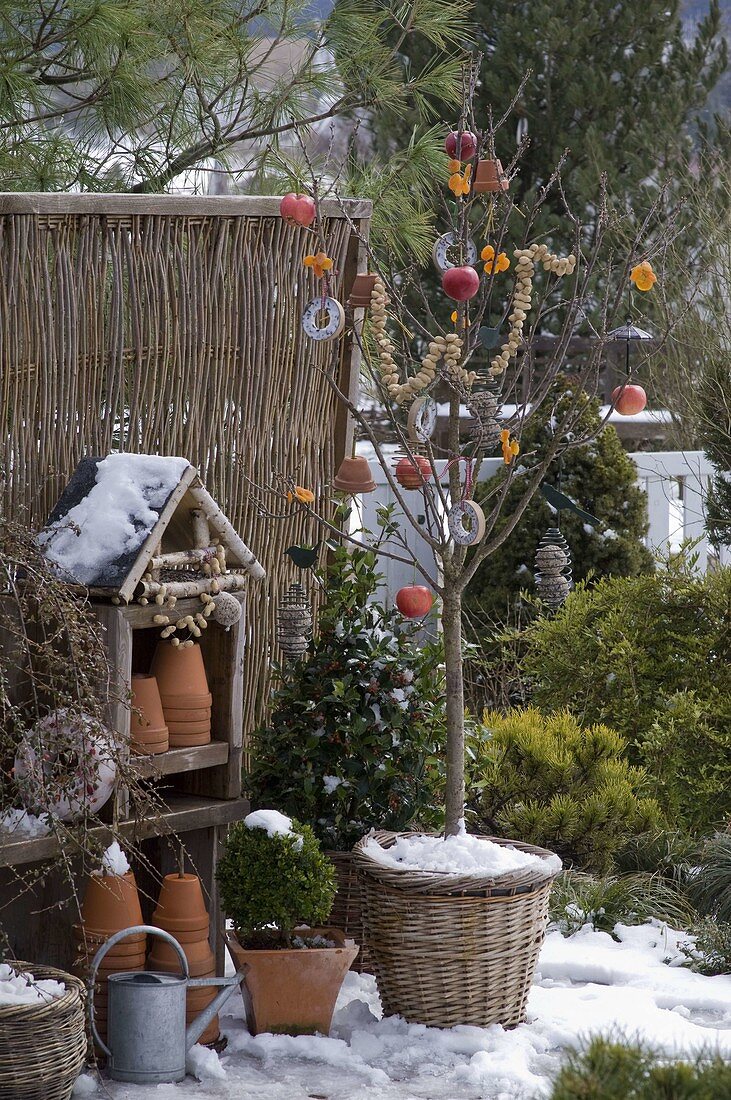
40, 452, 265, 601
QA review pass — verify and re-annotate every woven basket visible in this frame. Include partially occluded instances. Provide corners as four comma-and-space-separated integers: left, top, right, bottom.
353, 831, 560, 1028
325, 850, 372, 973
0, 962, 87, 1100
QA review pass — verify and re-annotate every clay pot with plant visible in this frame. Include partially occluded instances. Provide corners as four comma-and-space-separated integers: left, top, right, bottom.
217, 811, 357, 1036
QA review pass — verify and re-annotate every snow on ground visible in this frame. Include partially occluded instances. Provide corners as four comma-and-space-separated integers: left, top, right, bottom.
77, 920, 731, 1100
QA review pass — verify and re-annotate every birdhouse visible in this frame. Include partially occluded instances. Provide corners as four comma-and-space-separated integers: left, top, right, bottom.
39, 453, 266, 801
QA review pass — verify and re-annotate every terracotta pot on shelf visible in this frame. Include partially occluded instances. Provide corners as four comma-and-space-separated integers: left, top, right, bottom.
151, 643, 210, 701
472, 158, 509, 194
226, 927, 359, 1036
333, 456, 377, 495
130, 674, 169, 755
162, 705, 212, 723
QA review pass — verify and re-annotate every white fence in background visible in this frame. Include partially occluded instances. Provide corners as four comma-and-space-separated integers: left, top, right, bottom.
354, 443, 729, 602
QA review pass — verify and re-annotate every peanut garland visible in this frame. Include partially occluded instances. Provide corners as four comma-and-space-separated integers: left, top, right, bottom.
489, 244, 576, 378
369, 278, 476, 404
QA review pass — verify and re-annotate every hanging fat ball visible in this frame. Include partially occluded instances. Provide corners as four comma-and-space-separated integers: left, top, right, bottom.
211, 591, 242, 629
534, 527, 573, 610
277, 583, 312, 660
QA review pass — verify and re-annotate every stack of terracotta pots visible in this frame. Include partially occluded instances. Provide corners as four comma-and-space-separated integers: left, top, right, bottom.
151, 643, 212, 747
73, 871, 145, 1043
130, 673, 169, 754
147, 873, 220, 1045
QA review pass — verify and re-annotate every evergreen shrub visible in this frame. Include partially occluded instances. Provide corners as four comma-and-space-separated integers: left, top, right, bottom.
550, 1037, 731, 1099
522, 563, 731, 830
216, 815, 336, 947
248, 546, 445, 850
466, 708, 661, 872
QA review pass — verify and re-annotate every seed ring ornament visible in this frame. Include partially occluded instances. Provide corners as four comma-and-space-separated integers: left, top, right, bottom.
447, 498, 486, 546
432, 232, 478, 275
302, 296, 345, 342
489, 244, 577, 378
407, 396, 438, 443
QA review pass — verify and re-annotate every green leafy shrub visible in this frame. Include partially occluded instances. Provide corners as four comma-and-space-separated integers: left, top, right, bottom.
466, 383, 652, 626
614, 828, 700, 889
466, 708, 661, 872
549, 871, 694, 936
550, 1037, 731, 1099
686, 832, 731, 923
522, 562, 731, 830
680, 917, 731, 977
216, 813, 336, 947
248, 546, 445, 850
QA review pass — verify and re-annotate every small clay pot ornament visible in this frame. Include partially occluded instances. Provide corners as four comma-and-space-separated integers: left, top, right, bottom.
472, 159, 509, 194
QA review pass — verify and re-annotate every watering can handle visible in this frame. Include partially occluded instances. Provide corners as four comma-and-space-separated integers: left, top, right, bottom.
87, 924, 190, 1058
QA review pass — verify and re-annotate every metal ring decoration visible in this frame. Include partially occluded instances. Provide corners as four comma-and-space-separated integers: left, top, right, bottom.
447, 498, 486, 546
432, 232, 478, 274
407, 396, 438, 443
301, 296, 345, 342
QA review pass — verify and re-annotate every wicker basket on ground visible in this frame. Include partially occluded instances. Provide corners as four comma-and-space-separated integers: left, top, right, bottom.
325, 850, 372, 973
0, 962, 87, 1100
353, 831, 560, 1028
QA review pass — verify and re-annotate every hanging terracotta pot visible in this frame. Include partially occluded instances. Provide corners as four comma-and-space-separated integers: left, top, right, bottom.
333, 456, 377, 495
130, 674, 169, 755
472, 159, 509, 194
347, 273, 379, 308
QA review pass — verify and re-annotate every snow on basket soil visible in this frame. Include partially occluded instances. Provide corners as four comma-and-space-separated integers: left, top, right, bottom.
0, 963, 65, 1006
362, 832, 562, 877
79, 919, 731, 1100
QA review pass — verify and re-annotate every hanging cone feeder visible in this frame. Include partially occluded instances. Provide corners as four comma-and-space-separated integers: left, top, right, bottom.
472, 158, 509, 194
347, 273, 379, 308
333, 455, 376, 494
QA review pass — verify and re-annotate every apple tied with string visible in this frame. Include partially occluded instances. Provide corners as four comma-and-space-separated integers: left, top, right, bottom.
280, 193, 316, 228
445, 130, 477, 160
611, 383, 647, 416
396, 585, 434, 618
442, 266, 480, 301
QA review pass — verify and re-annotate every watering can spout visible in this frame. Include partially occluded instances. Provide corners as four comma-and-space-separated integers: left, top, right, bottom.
185, 968, 247, 1051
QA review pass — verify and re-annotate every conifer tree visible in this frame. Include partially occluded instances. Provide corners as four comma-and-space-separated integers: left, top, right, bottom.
465, 384, 653, 625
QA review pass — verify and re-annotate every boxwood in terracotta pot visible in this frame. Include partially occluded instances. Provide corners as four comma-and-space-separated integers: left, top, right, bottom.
217, 810, 358, 1035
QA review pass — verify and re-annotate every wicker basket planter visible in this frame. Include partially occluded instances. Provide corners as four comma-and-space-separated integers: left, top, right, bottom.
353, 831, 560, 1029
0, 963, 87, 1100
325, 850, 372, 973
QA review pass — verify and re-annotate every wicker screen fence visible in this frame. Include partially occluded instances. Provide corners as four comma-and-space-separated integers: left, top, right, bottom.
0, 192, 370, 738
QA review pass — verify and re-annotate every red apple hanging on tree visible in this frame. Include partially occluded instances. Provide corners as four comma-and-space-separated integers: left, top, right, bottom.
444, 130, 477, 160
396, 585, 434, 618
279, 193, 316, 228
442, 266, 480, 301
395, 455, 432, 489
611, 383, 647, 415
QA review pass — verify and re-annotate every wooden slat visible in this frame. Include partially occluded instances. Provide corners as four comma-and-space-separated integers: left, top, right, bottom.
0, 193, 372, 219
0, 795, 249, 868
131, 741, 229, 779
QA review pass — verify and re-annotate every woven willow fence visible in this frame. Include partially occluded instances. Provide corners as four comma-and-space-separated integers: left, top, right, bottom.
0, 193, 370, 738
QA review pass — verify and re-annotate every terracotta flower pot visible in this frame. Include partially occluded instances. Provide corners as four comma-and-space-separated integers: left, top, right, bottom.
167, 730, 212, 748
226, 927, 359, 1036
165, 718, 212, 736
148, 937, 215, 978
472, 158, 509, 194
347, 273, 379, 308
162, 705, 212, 723
159, 692, 213, 711
152, 873, 210, 934
152, 642, 210, 701
81, 872, 144, 936
130, 674, 169, 755
72, 924, 146, 957
333, 456, 377, 495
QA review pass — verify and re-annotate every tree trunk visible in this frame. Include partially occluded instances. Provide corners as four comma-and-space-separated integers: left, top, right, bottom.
442, 581, 465, 837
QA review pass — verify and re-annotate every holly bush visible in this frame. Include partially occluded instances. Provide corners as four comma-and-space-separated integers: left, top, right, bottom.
522, 562, 731, 830
466, 708, 661, 872
248, 546, 445, 850
216, 816, 336, 946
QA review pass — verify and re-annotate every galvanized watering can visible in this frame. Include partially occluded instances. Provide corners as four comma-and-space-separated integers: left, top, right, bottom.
88, 924, 246, 1084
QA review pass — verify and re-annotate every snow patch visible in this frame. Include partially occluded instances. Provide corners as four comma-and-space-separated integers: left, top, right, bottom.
71, 1073, 98, 1097
362, 832, 562, 878
99, 841, 130, 876
0, 808, 51, 837
186, 1043, 226, 1082
245, 810, 303, 851
0, 963, 66, 1006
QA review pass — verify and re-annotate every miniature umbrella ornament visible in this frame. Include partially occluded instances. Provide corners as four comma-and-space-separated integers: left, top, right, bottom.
607, 322, 653, 416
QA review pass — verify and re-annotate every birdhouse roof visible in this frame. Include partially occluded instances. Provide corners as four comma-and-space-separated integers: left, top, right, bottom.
40, 453, 265, 601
